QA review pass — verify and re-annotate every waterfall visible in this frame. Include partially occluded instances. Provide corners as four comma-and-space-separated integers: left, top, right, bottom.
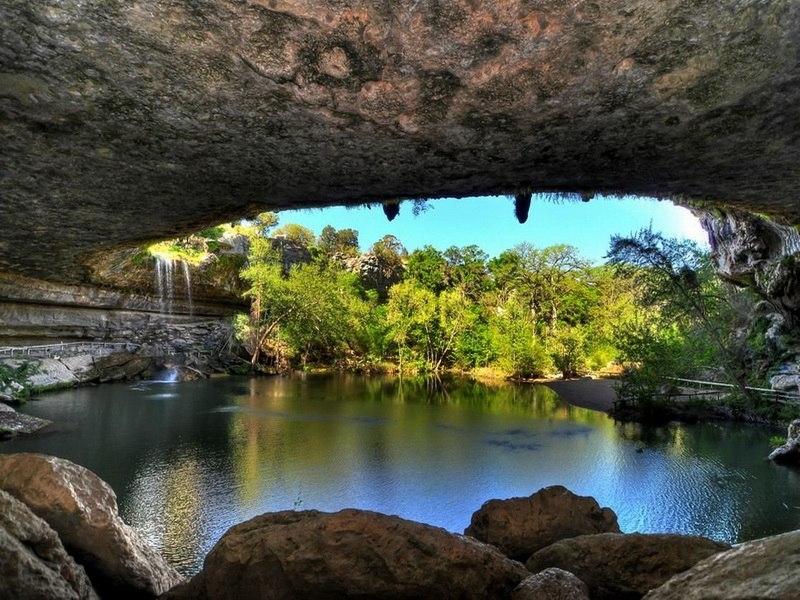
181, 260, 194, 316
154, 257, 193, 315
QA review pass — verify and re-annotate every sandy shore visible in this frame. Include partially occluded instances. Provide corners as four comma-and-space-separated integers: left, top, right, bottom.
541, 378, 619, 413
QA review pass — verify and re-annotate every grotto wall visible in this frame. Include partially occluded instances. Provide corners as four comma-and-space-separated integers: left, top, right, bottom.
2, 0, 800, 285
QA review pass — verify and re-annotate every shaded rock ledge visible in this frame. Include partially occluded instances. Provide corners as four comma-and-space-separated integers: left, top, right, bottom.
0, 488, 98, 600
526, 532, 731, 600
3, 1, 800, 284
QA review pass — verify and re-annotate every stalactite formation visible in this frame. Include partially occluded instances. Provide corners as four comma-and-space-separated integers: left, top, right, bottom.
514, 193, 532, 224
382, 201, 401, 222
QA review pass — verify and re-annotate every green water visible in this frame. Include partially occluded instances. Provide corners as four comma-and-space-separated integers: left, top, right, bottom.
3, 374, 799, 575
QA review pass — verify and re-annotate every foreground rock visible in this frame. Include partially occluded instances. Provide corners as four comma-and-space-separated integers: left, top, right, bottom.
164, 509, 529, 600
0, 453, 183, 598
644, 530, 800, 600
464, 485, 620, 561
512, 568, 589, 600
526, 533, 730, 600
768, 418, 800, 465
0, 489, 98, 600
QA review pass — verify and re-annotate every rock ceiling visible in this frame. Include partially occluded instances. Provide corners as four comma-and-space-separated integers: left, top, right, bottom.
2, 0, 800, 283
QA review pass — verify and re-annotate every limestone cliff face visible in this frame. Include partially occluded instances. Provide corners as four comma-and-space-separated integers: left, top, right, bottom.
697, 208, 800, 324
0, 270, 242, 363
2, 0, 800, 283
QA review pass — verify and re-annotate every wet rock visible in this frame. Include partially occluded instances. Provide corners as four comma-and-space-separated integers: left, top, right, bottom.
0, 453, 183, 599
768, 418, 800, 465
643, 530, 800, 600
163, 508, 528, 600
512, 568, 589, 600
464, 485, 620, 561
526, 533, 730, 600
0, 489, 98, 600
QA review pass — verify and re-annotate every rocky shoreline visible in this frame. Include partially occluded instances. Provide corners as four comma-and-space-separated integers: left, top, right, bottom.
1, 452, 798, 599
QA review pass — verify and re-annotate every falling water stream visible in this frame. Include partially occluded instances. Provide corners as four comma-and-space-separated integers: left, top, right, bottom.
154, 257, 193, 315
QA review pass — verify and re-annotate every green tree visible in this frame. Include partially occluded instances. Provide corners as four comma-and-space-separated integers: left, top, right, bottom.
318, 225, 360, 258
443, 245, 490, 299
273, 223, 316, 247
405, 245, 447, 293
385, 280, 436, 372
607, 228, 749, 395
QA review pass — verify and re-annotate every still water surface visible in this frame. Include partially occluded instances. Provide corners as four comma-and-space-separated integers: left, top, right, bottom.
3, 374, 800, 575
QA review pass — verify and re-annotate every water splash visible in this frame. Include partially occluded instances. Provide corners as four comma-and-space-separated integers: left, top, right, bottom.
151, 367, 179, 382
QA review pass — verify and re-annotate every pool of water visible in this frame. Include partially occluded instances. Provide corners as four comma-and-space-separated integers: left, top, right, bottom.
3, 374, 800, 575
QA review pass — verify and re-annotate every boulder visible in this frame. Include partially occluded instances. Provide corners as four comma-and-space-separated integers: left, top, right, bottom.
643, 530, 800, 600
163, 508, 529, 600
0, 453, 183, 599
512, 568, 590, 600
768, 418, 800, 465
526, 533, 730, 600
0, 489, 98, 600
464, 485, 620, 561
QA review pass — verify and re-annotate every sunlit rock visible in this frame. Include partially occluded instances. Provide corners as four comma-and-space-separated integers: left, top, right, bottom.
526, 532, 730, 600
0, 453, 183, 599
162, 508, 529, 600
0, 489, 98, 600
697, 207, 800, 324
464, 485, 620, 561
643, 530, 800, 600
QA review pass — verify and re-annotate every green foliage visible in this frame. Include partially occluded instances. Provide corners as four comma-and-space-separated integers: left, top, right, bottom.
406, 245, 447, 293
0, 361, 40, 402
317, 225, 360, 258
272, 223, 315, 247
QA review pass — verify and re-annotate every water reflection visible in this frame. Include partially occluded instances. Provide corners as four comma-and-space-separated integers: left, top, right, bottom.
3, 374, 800, 575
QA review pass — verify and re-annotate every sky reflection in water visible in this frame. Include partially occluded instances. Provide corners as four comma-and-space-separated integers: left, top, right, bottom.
4, 374, 800, 576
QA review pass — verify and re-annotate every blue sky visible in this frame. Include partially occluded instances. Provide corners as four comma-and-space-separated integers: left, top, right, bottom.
277, 194, 709, 264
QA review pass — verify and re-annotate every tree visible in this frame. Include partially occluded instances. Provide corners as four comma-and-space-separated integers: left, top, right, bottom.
443, 245, 490, 299
405, 245, 447, 293
607, 228, 749, 394
318, 225, 359, 258
272, 223, 315, 247
385, 280, 436, 372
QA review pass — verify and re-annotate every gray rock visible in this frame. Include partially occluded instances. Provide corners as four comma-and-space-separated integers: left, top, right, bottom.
6, 1, 800, 287
768, 419, 800, 465
0, 453, 183, 598
163, 508, 529, 600
0, 489, 98, 600
512, 568, 590, 600
643, 530, 800, 600
526, 533, 730, 600
464, 485, 620, 561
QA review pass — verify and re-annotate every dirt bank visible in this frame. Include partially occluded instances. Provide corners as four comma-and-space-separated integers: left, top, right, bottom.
541, 378, 618, 413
